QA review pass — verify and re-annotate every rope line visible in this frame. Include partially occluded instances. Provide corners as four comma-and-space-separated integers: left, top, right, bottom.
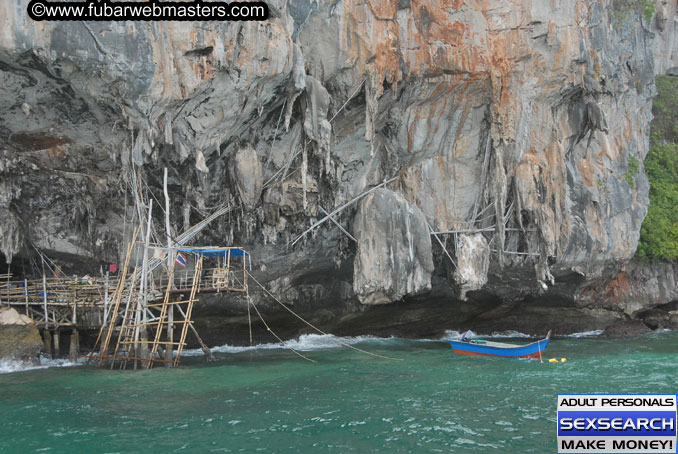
246, 293, 253, 346
248, 296, 316, 363
329, 78, 366, 123
247, 272, 402, 361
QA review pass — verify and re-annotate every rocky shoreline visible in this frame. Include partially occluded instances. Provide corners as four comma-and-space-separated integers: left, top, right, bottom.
0, 308, 43, 363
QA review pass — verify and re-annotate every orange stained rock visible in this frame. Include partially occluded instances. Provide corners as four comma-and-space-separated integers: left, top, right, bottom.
578, 158, 595, 188
605, 272, 631, 298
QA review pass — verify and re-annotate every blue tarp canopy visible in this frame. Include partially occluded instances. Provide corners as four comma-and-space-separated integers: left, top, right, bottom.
175, 246, 250, 259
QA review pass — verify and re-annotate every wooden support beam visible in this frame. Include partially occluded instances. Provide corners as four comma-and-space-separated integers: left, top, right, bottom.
174, 303, 216, 362
53, 330, 60, 357
42, 330, 52, 358
69, 330, 79, 361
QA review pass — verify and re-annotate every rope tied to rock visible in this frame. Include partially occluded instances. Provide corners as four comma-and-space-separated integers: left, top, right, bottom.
246, 290, 316, 363
247, 271, 403, 362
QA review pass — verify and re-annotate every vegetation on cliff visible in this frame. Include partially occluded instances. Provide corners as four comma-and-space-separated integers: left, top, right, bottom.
637, 75, 678, 260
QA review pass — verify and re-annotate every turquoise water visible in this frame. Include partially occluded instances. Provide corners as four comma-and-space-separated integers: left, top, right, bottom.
0, 331, 676, 453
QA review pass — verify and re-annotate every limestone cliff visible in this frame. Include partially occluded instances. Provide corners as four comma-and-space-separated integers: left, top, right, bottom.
1, 0, 678, 336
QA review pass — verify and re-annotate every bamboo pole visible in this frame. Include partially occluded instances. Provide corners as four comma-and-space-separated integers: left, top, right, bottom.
490, 249, 540, 256
430, 227, 538, 235
72, 298, 77, 326
318, 206, 357, 242
42, 273, 48, 327
163, 168, 174, 363
174, 303, 215, 362
146, 252, 177, 368
226, 249, 231, 290
173, 255, 203, 366
103, 272, 109, 326
426, 221, 456, 268
135, 200, 153, 364
24, 278, 28, 316
111, 269, 138, 367
93, 227, 139, 365
290, 176, 398, 246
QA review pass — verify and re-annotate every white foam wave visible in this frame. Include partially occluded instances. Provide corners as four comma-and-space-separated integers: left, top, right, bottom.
565, 330, 603, 338
0, 355, 84, 374
439, 330, 463, 340
487, 330, 533, 339
182, 333, 388, 356
439, 330, 535, 340
441, 329, 605, 340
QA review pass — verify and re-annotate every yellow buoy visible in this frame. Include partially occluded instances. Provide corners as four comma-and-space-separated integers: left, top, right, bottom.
549, 358, 558, 363
561, 358, 567, 363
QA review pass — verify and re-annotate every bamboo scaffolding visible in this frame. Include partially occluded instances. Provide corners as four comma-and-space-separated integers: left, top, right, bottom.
146, 252, 179, 368
426, 220, 456, 268
90, 227, 139, 365
109, 269, 139, 368
289, 176, 398, 246
172, 255, 203, 367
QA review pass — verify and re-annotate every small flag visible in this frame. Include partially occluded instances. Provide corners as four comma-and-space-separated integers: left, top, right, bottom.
176, 252, 188, 267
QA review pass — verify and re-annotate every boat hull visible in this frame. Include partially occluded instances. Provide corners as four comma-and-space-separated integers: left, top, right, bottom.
449, 338, 549, 359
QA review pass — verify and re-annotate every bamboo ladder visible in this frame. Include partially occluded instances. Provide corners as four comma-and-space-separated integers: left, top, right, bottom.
90, 228, 139, 366
145, 253, 203, 368
109, 270, 141, 369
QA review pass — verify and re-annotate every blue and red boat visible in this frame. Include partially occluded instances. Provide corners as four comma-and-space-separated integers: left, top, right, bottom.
449, 330, 551, 359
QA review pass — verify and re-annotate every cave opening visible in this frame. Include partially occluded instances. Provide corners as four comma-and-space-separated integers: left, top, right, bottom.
0, 251, 32, 280
0, 252, 8, 275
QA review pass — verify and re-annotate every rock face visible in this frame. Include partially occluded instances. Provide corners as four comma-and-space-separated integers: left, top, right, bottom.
0, 308, 43, 362
454, 234, 490, 300
601, 320, 652, 337
577, 261, 678, 315
1, 1, 678, 337
353, 189, 434, 305
0, 307, 35, 326
229, 144, 264, 211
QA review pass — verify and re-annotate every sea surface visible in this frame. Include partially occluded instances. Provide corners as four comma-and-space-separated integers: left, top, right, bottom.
0, 330, 676, 453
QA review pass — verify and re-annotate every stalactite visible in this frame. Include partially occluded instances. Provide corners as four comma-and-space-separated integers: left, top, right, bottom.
0, 208, 22, 263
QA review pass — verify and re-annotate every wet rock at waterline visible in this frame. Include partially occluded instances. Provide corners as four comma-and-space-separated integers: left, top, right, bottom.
0, 308, 43, 363
600, 320, 653, 337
